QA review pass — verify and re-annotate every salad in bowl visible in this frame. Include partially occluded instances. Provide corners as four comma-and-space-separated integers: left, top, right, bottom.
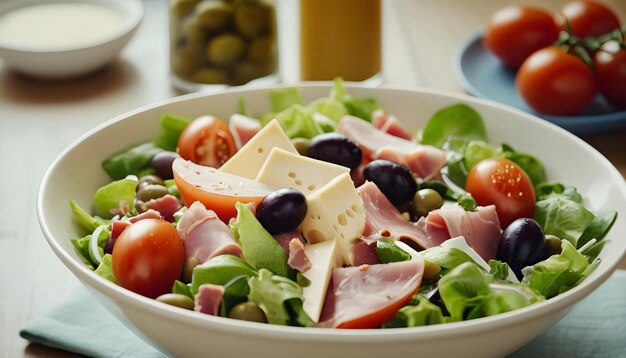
38, 81, 626, 357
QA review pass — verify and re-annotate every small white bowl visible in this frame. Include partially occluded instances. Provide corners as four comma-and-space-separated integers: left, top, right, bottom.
0, 0, 143, 79
38, 85, 626, 357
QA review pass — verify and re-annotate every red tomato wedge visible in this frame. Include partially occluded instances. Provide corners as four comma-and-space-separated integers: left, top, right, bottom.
177, 115, 237, 168
319, 259, 424, 329
172, 158, 276, 222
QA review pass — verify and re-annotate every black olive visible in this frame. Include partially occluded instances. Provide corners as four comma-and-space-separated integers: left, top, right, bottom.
307, 133, 362, 171
497, 218, 547, 279
363, 159, 417, 206
150, 151, 179, 180
256, 188, 307, 235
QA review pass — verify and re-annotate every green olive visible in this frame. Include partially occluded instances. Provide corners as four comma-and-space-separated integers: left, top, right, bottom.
291, 138, 310, 156
228, 301, 267, 323
195, 1, 233, 32
232, 59, 274, 85
170, 0, 200, 18
234, 1, 271, 38
137, 184, 169, 202
171, 47, 203, 77
412, 188, 444, 217
248, 36, 275, 64
180, 18, 208, 51
138, 175, 165, 188
545, 235, 562, 256
156, 293, 195, 310
192, 67, 230, 84
206, 33, 246, 66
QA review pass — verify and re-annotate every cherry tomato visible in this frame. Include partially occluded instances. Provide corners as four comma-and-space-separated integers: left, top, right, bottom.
172, 158, 275, 222
112, 219, 184, 298
465, 158, 535, 228
484, 5, 559, 68
516, 46, 597, 116
177, 115, 237, 168
556, 0, 621, 38
595, 41, 626, 107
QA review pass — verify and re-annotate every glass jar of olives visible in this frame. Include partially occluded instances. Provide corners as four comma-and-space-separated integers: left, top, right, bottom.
168, 0, 279, 92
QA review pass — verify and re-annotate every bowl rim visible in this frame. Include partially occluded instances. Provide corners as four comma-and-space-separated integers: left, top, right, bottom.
37, 83, 626, 340
0, 0, 144, 53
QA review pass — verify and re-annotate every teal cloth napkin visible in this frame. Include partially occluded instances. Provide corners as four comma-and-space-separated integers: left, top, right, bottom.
20, 271, 626, 358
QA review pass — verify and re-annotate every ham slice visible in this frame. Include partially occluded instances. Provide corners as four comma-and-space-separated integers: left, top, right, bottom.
372, 110, 412, 140
129, 209, 162, 223
336, 115, 446, 180
351, 235, 382, 266
229, 114, 261, 149
287, 238, 311, 273
273, 230, 305, 256
318, 259, 424, 328
144, 194, 181, 222
177, 202, 243, 268
195, 284, 225, 316
415, 204, 502, 261
357, 182, 433, 250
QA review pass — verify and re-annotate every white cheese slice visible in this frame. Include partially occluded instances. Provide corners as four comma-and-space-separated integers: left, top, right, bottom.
300, 173, 365, 265
219, 119, 297, 179
440, 236, 519, 283
302, 239, 342, 322
255, 147, 349, 196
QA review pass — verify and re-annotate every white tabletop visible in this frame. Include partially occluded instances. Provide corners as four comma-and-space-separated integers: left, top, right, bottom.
1, 0, 624, 356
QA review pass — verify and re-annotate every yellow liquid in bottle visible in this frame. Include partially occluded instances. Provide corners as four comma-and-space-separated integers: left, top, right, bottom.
299, 0, 381, 81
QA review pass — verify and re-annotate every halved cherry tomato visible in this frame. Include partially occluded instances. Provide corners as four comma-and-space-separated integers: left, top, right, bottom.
177, 115, 237, 168
516, 46, 597, 116
466, 158, 535, 228
484, 5, 559, 68
112, 219, 184, 298
595, 41, 626, 108
556, 0, 621, 38
172, 158, 275, 222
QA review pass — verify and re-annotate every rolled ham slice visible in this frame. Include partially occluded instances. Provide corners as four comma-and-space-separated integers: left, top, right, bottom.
287, 238, 311, 273
144, 194, 181, 222
415, 204, 502, 261
318, 259, 424, 328
371, 109, 412, 140
229, 114, 261, 150
357, 182, 433, 250
336, 115, 446, 180
177, 201, 243, 268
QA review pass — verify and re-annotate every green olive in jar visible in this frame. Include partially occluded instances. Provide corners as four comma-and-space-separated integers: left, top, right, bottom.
192, 67, 230, 84
248, 36, 274, 64
195, 0, 233, 32
206, 33, 246, 66
233, 59, 274, 85
170, 0, 199, 18
180, 18, 208, 51
234, 1, 271, 38
171, 47, 202, 77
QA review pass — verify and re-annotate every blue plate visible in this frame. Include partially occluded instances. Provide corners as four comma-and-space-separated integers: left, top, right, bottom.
454, 33, 626, 137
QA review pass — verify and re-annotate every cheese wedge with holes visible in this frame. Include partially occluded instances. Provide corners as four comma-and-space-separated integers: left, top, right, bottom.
302, 239, 342, 322
301, 173, 365, 265
255, 148, 349, 196
219, 119, 297, 179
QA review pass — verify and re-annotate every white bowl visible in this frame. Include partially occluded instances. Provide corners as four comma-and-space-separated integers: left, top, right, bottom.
37, 85, 626, 358
0, 0, 143, 79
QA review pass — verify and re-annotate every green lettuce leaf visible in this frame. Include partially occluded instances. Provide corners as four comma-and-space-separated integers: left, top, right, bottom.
306, 97, 348, 122
420, 103, 487, 149
153, 113, 191, 152
534, 194, 594, 247
269, 87, 302, 112
95, 254, 117, 283
68, 199, 106, 235
230, 203, 289, 277
577, 211, 617, 248
267, 104, 323, 139
247, 269, 310, 326
522, 240, 593, 298
376, 238, 411, 263
488, 260, 510, 281
71, 228, 109, 269
383, 295, 446, 328
92, 178, 137, 219
421, 246, 477, 273
101, 142, 163, 180
190, 254, 256, 295
172, 280, 193, 299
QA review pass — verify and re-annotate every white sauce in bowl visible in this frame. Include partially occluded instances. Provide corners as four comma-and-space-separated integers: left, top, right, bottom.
0, 3, 127, 50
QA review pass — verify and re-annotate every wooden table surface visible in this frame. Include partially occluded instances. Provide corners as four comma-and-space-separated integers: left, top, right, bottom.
1, 0, 624, 356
